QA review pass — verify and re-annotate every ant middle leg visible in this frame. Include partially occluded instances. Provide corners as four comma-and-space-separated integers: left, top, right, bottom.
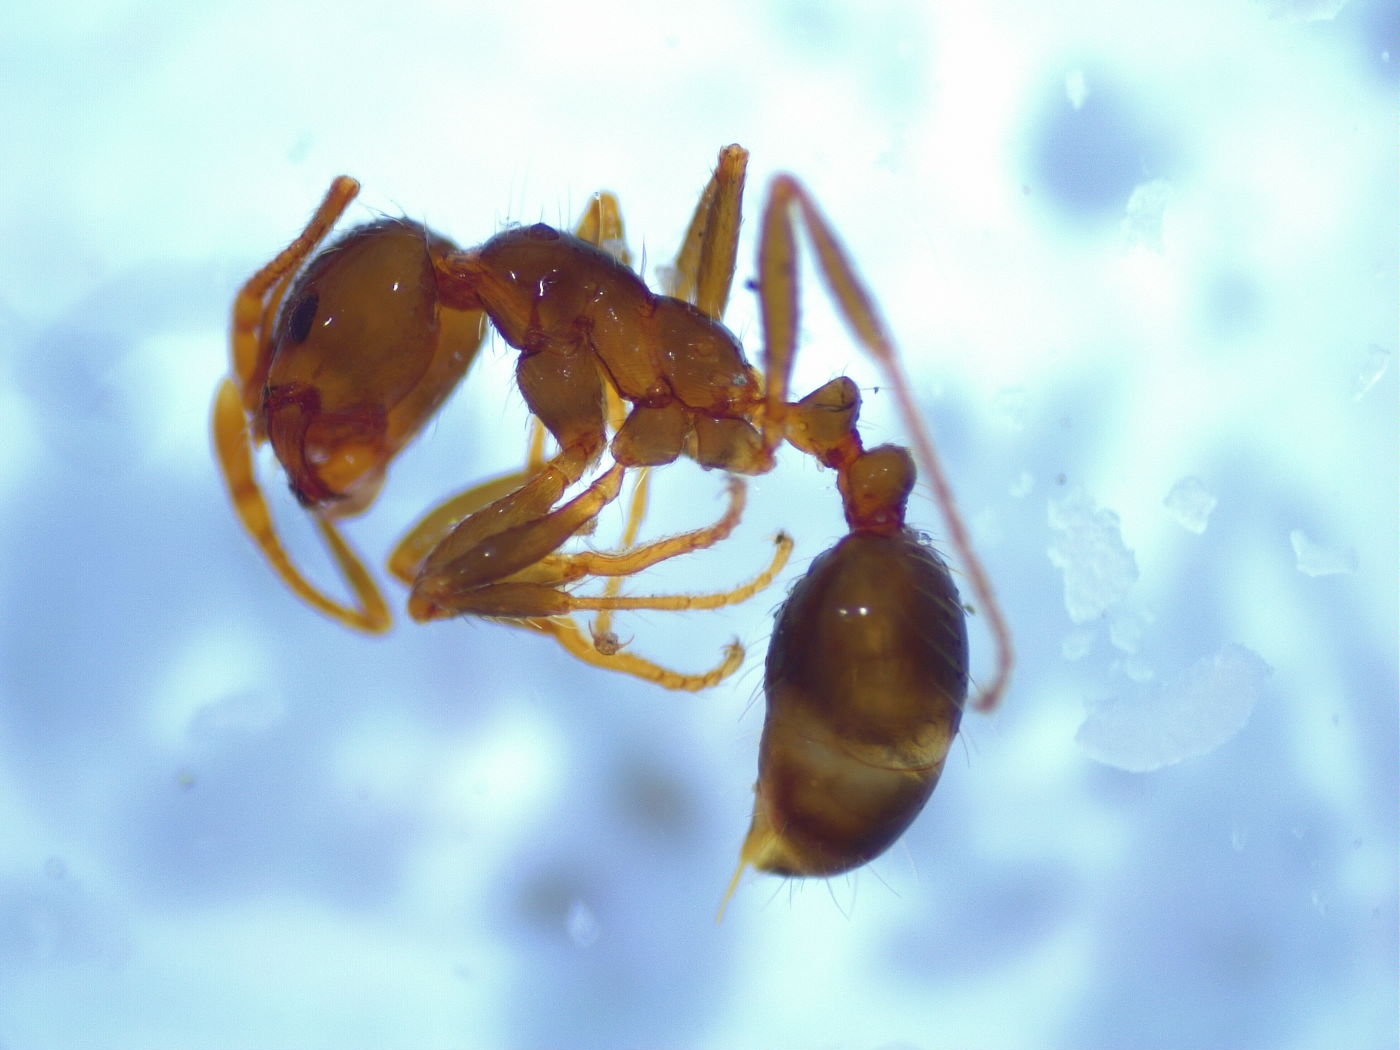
577, 161, 767, 653
666, 143, 749, 320
574, 190, 632, 266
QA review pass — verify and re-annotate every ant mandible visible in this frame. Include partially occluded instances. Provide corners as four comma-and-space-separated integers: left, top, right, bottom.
213, 146, 1013, 889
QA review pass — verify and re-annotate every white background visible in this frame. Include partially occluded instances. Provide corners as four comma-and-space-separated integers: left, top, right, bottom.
0, 1, 1395, 1047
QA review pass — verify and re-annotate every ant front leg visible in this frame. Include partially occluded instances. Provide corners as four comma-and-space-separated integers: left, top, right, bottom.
227, 177, 360, 411
390, 190, 630, 590
214, 177, 393, 633
387, 420, 548, 586
397, 189, 636, 599
412, 472, 793, 691
410, 462, 786, 690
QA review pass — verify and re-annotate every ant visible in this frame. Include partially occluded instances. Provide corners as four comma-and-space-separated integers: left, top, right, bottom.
213, 146, 1013, 893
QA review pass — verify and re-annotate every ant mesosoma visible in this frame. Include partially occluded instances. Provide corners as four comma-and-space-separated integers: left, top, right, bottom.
213, 146, 1013, 893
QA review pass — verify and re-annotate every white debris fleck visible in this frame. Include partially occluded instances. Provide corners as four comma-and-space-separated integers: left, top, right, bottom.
1290, 529, 1358, 577
1351, 344, 1390, 401
1163, 476, 1218, 534
1065, 68, 1089, 109
1062, 629, 1095, 661
1108, 606, 1154, 655
1047, 488, 1139, 623
566, 899, 601, 948
1009, 471, 1034, 499
1121, 656, 1156, 684
189, 689, 285, 741
1122, 179, 1174, 253
993, 386, 1029, 430
1076, 644, 1272, 772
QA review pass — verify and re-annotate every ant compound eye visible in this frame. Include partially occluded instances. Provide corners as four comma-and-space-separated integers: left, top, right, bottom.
286, 292, 320, 344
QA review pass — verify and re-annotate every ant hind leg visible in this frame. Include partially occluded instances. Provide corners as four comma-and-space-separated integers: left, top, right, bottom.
757, 175, 1014, 712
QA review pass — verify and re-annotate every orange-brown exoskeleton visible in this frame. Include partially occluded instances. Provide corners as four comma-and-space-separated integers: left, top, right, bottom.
399, 148, 1011, 893
220, 147, 1013, 895
214, 174, 777, 680
710, 168, 1018, 899
213, 177, 489, 632
381, 151, 798, 690
727, 442, 970, 895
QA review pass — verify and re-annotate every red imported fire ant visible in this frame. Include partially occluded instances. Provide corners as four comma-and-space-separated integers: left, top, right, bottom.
213, 146, 1013, 891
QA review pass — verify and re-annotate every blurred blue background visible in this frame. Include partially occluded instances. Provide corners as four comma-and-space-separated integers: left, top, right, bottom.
0, 1, 1395, 1048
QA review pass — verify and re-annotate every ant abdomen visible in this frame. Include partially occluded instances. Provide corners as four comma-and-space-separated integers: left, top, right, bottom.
739, 528, 969, 877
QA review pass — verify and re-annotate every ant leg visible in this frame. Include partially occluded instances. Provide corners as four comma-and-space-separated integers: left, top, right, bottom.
574, 191, 632, 266
755, 179, 802, 455
577, 148, 756, 653
448, 479, 790, 615
576, 185, 653, 629
759, 176, 1014, 712
667, 144, 749, 319
410, 337, 614, 619
580, 146, 753, 647
388, 468, 534, 586
230, 176, 359, 409
562, 531, 794, 615
557, 475, 757, 650
582, 151, 761, 652
409, 462, 628, 619
413, 427, 600, 577
213, 380, 390, 632
429, 530, 792, 622
526, 618, 746, 692
557, 476, 745, 582
216, 176, 392, 632
587, 465, 652, 652
388, 419, 549, 585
